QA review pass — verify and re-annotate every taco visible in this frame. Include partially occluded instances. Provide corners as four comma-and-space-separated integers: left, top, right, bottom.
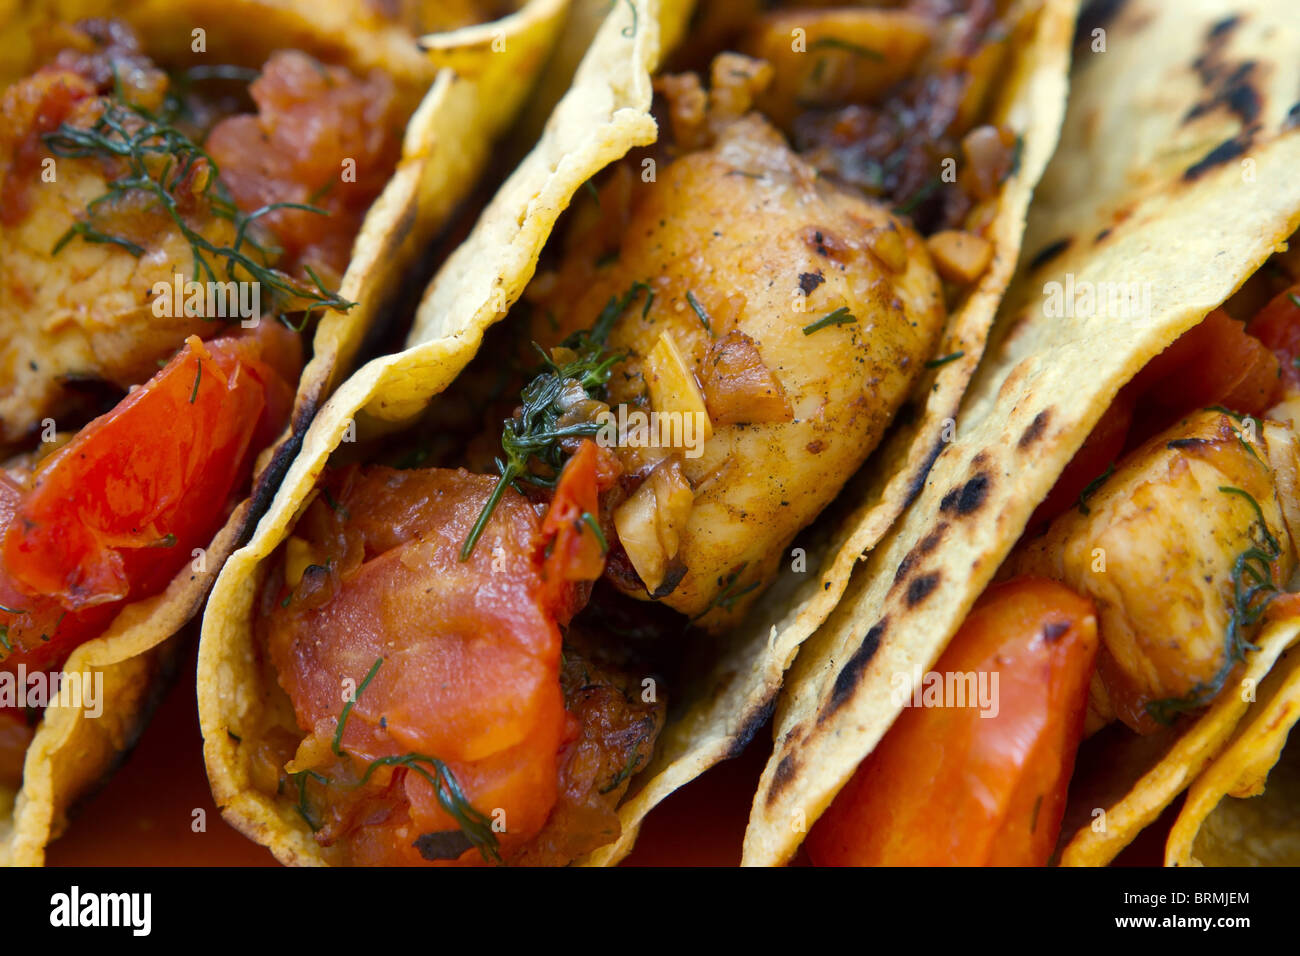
0, 0, 568, 866
197, 0, 1077, 866
745, 0, 1300, 866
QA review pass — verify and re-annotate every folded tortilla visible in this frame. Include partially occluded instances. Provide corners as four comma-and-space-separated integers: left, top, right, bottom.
744, 0, 1300, 866
197, 0, 1077, 865
0, 0, 568, 866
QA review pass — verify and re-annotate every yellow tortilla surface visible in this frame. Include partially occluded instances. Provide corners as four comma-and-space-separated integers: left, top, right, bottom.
1166, 637, 1300, 865
0, 0, 567, 866
745, 0, 1300, 866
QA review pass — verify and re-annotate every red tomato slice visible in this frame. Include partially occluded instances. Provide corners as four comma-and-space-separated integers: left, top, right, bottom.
1127, 308, 1278, 441
806, 577, 1098, 866
0, 323, 299, 671
539, 439, 620, 621
1245, 282, 1300, 399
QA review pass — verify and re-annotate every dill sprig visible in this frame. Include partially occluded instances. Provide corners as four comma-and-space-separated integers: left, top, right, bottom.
691, 562, 759, 622
925, 350, 965, 369
802, 306, 856, 335
332, 657, 383, 757
360, 753, 501, 864
459, 283, 649, 560
42, 72, 354, 325
1076, 463, 1114, 515
1146, 485, 1283, 724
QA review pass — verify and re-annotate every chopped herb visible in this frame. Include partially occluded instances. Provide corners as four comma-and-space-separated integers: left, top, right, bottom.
321, 487, 350, 519
1076, 463, 1115, 515
595, 249, 619, 268
0, 604, 27, 615
291, 769, 328, 832
360, 753, 501, 864
460, 283, 648, 559
925, 350, 965, 369
802, 306, 856, 335
149, 533, 178, 548
686, 290, 713, 335
189, 359, 201, 403
332, 657, 383, 757
895, 177, 942, 215
43, 74, 353, 324
280, 593, 292, 608
1289, 292, 1300, 310
598, 750, 644, 794
692, 563, 760, 621
809, 37, 884, 60
0, 626, 9, 653
1147, 486, 1283, 723
581, 511, 608, 554
582, 179, 600, 206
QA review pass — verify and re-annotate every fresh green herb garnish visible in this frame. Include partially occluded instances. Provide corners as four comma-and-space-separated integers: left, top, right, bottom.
0, 604, 26, 615
895, 177, 942, 215
581, 511, 608, 554
43, 73, 354, 325
692, 563, 759, 621
189, 359, 201, 403
1076, 463, 1115, 515
598, 750, 644, 794
802, 306, 856, 335
332, 657, 383, 757
0, 626, 10, 653
360, 754, 501, 864
925, 351, 965, 369
1147, 486, 1283, 723
291, 769, 328, 832
460, 283, 649, 560
686, 290, 713, 335
809, 37, 884, 60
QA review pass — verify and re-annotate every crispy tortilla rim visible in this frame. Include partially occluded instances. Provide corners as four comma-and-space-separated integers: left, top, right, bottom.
0, 0, 567, 866
1165, 636, 1300, 866
744, 0, 1300, 866
199, 0, 1073, 866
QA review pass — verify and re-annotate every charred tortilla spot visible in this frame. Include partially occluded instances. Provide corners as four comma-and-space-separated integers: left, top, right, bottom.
892, 552, 916, 587
1094, 226, 1112, 243
824, 619, 887, 719
1184, 61, 1261, 126
1043, 620, 1071, 643
728, 696, 777, 759
1183, 132, 1253, 181
799, 271, 825, 295
1028, 237, 1071, 271
1019, 409, 1051, 448
906, 572, 940, 607
1075, 0, 1128, 52
904, 438, 946, 510
767, 753, 799, 804
941, 472, 990, 516
919, 523, 948, 555
1209, 14, 1239, 38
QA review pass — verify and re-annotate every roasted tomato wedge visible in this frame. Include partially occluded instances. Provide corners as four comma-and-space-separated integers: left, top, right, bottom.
806, 577, 1098, 866
0, 323, 299, 670
1127, 308, 1278, 440
1246, 283, 1300, 398
263, 441, 620, 865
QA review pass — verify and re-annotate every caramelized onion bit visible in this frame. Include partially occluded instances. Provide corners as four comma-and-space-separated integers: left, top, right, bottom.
644, 331, 713, 442
960, 124, 1017, 202
926, 229, 994, 285
702, 331, 793, 426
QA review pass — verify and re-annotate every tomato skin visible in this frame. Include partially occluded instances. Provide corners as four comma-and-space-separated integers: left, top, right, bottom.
265, 443, 617, 865
1126, 309, 1278, 440
0, 324, 299, 670
806, 577, 1098, 867
1245, 283, 1300, 398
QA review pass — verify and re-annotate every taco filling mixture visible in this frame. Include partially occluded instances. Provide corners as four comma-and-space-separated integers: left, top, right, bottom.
0, 18, 408, 789
805, 237, 1300, 866
244, 0, 1033, 866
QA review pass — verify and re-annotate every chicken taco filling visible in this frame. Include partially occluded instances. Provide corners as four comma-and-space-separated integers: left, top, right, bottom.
245, 0, 1035, 866
0, 18, 410, 787
805, 236, 1300, 865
